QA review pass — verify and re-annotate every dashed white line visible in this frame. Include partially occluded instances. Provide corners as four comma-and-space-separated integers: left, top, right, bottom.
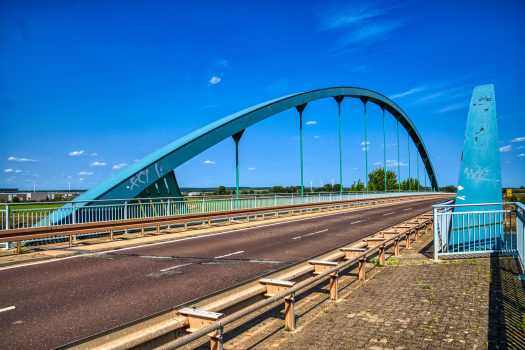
214, 251, 244, 259
383, 212, 395, 216
0, 306, 15, 313
403, 208, 412, 211
293, 229, 328, 240
160, 263, 193, 272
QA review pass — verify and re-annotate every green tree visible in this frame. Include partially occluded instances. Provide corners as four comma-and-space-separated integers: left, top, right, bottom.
349, 180, 366, 191
400, 177, 421, 191
440, 185, 457, 193
271, 185, 286, 193
214, 186, 228, 195
11, 196, 20, 203
367, 167, 398, 191
284, 186, 298, 193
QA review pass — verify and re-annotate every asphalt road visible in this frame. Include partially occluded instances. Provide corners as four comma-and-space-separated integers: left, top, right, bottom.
0, 198, 446, 349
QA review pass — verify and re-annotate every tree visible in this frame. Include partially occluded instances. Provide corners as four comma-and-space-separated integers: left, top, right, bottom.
284, 186, 298, 193
439, 185, 457, 193
11, 196, 19, 203
349, 180, 365, 191
271, 185, 286, 193
213, 186, 228, 195
400, 177, 421, 191
367, 167, 398, 191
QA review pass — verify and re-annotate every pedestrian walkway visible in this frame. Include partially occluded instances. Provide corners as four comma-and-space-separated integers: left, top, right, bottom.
180, 227, 525, 350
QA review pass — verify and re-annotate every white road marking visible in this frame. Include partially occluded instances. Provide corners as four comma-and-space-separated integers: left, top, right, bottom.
160, 263, 192, 272
383, 212, 395, 216
403, 208, 412, 211
0, 306, 15, 313
293, 229, 328, 240
214, 251, 244, 259
0, 199, 434, 271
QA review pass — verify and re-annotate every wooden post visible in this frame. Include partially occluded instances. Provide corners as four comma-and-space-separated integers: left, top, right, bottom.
247, 214, 250, 222
210, 327, 223, 350
141, 227, 145, 237
330, 272, 338, 300
359, 257, 366, 281
406, 231, 411, 249
262, 213, 265, 220
415, 228, 420, 242
208, 219, 211, 228
17, 241, 21, 254
276, 211, 279, 218
184, 222, 188, 231
156, 225, 160, 234
284, 293, 295, 330
69, 235, 73, 247
425, 223, 429, 235
379, 245, 385, 265
394, 238, 400, 256
109, 230, 114, 241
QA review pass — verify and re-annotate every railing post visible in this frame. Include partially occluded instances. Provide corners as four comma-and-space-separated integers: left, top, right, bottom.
124, 201, 129, 235
359, 257, 366, 280
254, 195, 257, 208
202, 196, 205, 213
433, 206, 439, 260
330, 272, 338, 300
284, 291, 295, 330
167, 199, 171, 216
230, 196, 233, 210
5, 204, 12, 249
274, 194, 277, 207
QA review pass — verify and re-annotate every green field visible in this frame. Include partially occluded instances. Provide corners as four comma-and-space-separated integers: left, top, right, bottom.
0, 203, 64, 212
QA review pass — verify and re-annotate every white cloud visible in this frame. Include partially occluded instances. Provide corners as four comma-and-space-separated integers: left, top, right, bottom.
517, 146, 524, 150
9, 156, 37, 162
437, 103, 467, 113
90, 162, 106, 166
134, 159, 139, 162
5, 169, 13, 172
204, 160, 215, 164
362, 147, 369, 151
112, 163, 129, 170
511, 137, 525, 143
90, 153, 98, 156
361, 141, 370, 145
214, 58, 229, 68
389, 87, 427, 99
373, 162, 382, 165
264, 78, 288, 95
69, 150, 85, 156
79, 178, 84, 181
306, 121, 317, 125
67, 176, 72, 179
210, 77, 221, 84
314, 136, 320, 138
518, 154, 525, 157
15, 170, 21, 173
247, 167, 256, 170
500, 145, 512, 152
78, 172, 93, 175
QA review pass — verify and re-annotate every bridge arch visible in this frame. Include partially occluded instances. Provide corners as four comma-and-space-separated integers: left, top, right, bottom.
75, 86, 440, 204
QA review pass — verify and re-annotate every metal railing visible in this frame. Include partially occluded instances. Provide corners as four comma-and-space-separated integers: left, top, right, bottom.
433, 201, 525, 277
0, 190, 432, 231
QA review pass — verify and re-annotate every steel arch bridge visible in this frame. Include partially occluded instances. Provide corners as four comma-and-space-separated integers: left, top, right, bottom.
74, 86, 440, 206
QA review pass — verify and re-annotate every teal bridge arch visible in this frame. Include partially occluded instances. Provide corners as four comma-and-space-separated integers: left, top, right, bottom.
74, 86, 440, 207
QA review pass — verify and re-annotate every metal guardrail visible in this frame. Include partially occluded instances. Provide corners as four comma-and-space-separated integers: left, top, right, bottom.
433, 201, 525, 279
57, 208, 436, 350
0, 190, 435, 231
1, 194, 450, 252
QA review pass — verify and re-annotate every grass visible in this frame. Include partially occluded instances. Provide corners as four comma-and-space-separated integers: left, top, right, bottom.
422, 286, 431, 289
0, 203, 64, 211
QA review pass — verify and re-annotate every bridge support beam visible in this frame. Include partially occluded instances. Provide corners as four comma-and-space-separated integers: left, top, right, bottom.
232, 130, 245, 208
296, 104, 307, 197
361, 98, 369, 192
334, 96, 344, 195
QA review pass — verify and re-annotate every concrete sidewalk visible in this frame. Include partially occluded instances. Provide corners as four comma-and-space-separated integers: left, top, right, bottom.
180, 226, 525, 350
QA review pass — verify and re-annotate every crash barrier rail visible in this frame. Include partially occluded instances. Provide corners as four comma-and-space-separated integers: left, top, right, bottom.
0, 190, 437, 231
57, 206, 439, 350
433, 201, 525, 278
1, 194, 451, 252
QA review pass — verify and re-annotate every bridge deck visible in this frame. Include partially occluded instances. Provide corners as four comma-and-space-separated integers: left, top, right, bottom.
0, 198, 445, 349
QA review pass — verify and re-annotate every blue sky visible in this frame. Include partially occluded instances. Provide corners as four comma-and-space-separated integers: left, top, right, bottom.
1, 0, 524, 191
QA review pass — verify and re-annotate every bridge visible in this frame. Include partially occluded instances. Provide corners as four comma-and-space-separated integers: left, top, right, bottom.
0, 87, 455, 350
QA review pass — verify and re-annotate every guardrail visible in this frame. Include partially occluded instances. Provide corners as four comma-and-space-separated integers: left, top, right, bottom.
433, 201, 525, 278
0, 190, 436, 231
1, 194, 451, 252
58, 207, 437, 350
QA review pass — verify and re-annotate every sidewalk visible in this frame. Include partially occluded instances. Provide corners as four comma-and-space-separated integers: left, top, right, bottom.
180, 226, 525, 350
